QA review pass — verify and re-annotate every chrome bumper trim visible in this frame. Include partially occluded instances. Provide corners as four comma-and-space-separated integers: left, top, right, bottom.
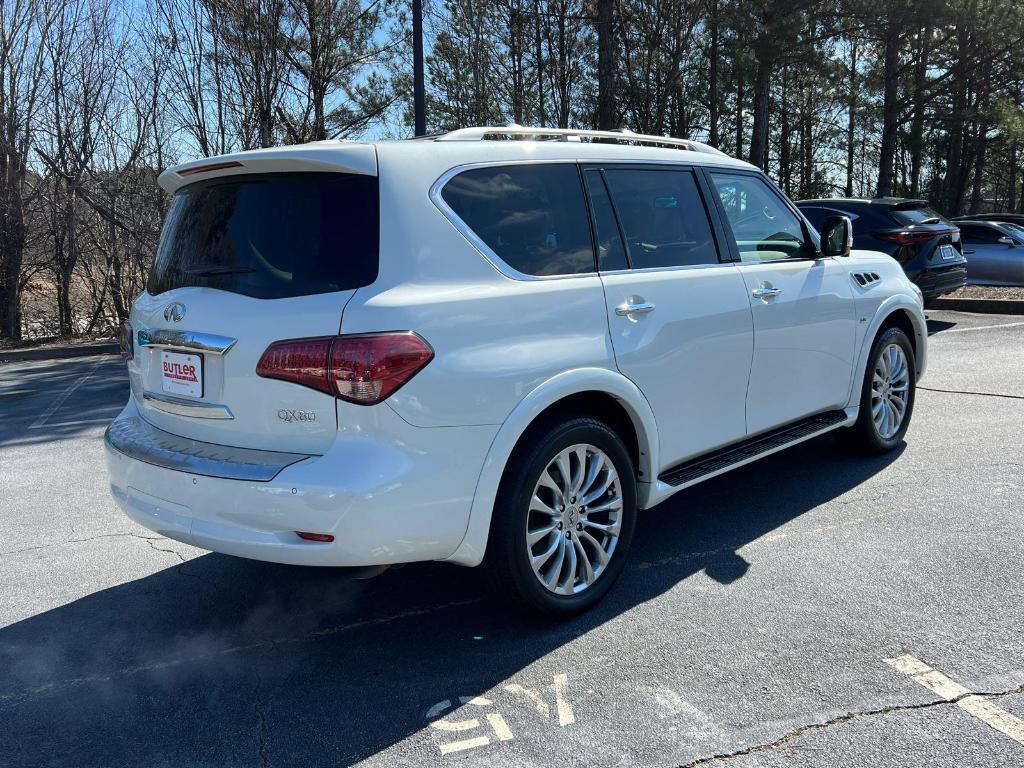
137, 328, 237, 355
143, 391, 234, 420
105, 416, 311, 482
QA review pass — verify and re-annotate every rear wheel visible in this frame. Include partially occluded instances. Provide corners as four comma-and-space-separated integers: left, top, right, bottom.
835, 326, 916, 454
485, 417, 636, 616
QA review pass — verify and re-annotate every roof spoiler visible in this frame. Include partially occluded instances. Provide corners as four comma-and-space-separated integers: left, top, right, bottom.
889, 199, 930, 211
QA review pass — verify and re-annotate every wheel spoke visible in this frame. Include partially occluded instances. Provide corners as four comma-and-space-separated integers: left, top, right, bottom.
554, 450, 573, 496
527, 522, 558, 547
578, 529, 610, 569
572, 534, 595, 585
531, 534, 561, 572
579, 450, 605, 498
581, 471, 615, 506
582, 517, 621, 536
582, 496, 622, 516
529, 494, 558, 518
560, 533, 578, 593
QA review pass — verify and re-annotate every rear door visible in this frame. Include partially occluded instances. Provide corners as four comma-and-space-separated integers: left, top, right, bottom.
129, 170, 379, 454
705, 170, 857, 435
585, 165, 754, 468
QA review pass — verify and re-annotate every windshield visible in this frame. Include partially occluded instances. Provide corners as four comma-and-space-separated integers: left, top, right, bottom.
147, 173, 379, 299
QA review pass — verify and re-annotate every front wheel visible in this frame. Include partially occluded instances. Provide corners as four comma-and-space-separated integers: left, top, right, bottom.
485, 417, 637, 616
835, 326, 916, 454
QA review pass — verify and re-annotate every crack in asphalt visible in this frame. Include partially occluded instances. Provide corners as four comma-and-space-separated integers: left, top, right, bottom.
254, 678, 269, 768
677, 684, 1024, 767
0, 531, 167, 556
918, 385, 1024, 400
144, 538, 189, 564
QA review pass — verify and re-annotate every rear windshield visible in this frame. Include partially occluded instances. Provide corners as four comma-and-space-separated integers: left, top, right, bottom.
147, 173, 378, 299
890, 206, 949, 226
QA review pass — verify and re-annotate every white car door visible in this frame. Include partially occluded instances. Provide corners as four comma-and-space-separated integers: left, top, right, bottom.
704, 170, 857, 435
584, 166, 754, 469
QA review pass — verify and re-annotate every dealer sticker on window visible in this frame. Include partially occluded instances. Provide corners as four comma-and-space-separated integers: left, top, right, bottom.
161, 351, 203, 398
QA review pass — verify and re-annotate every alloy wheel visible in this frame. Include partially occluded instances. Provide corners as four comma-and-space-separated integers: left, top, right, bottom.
526, 444, 622, 595
871, 342, 910, 439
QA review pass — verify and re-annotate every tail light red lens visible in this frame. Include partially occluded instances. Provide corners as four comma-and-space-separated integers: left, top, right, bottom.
256, 332, 433, 405
119, 320, 134, 361
256, 337, 334, 393
876, 228, 958, 247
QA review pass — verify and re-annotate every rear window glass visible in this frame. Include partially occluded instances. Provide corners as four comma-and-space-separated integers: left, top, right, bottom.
147, 173, 378, 299
890, 206, 948, 226
440, 164, 595, 276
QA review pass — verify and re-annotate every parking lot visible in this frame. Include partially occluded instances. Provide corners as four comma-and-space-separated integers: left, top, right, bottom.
1, 308, 1022, 768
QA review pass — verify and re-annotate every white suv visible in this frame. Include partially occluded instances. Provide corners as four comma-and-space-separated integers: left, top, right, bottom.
106, 127, 926, 615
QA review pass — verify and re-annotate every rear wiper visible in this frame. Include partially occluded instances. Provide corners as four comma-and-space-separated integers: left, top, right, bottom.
184, 264, 256, 277
918, 217, 942, 225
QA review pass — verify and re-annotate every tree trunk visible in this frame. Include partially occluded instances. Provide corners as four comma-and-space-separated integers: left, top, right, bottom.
845, 38, 858, 198
748, 49, 770, 169
908, 26, 930, 196
876, 27, 900, 197
708, 0, 720, 147
596, 0, 614, 129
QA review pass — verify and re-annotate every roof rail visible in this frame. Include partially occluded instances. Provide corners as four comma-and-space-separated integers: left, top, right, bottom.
436, 125, 729, 157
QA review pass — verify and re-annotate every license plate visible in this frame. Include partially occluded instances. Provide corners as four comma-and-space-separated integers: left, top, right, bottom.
940, 244, 958, 261
161, 351, 203, 398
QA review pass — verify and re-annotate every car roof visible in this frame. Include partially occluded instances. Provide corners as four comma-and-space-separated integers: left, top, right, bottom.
796, 197, 929, 207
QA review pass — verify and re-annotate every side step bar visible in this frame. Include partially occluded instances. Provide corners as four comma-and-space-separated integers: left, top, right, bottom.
658, 410, 848, 487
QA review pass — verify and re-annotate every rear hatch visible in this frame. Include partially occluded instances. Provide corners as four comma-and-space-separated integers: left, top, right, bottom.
875, 200, 965, 265
129, 158, 378, 455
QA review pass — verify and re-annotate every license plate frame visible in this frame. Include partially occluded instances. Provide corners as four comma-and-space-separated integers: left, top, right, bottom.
160, 350, 204, 398
939, 244, 958, 261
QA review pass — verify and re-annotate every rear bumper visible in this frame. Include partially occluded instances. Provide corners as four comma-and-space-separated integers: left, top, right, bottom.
104, 400, 497, 567
916, 263, 967, 298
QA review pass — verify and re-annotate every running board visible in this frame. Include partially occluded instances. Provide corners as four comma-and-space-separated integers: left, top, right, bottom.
658, 410, 848, 487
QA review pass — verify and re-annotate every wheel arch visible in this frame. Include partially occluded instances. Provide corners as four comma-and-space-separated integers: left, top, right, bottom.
443, 367, 659, 567
850, 297, 927, 409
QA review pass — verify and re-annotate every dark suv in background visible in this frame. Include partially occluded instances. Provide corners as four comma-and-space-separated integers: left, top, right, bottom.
797, 198, 967, 301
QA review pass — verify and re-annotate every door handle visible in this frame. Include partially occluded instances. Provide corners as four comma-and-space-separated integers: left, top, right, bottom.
751, 287, 781, 300
615, 301, 656, 316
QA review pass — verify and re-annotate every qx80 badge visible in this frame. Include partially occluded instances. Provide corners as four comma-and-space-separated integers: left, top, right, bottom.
278, 409, 316, 423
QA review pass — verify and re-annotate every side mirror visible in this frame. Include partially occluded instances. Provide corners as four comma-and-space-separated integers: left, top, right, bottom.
997, 236, 1016, 247
820, 215, 853, 257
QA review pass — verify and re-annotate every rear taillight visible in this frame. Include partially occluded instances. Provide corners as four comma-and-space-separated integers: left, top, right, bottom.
119, 320, 134, 361
875, 228, 958, 246
256, 332, 434, 405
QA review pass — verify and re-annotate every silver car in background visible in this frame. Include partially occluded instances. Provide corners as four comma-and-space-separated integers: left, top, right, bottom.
956, 220, 1024, 286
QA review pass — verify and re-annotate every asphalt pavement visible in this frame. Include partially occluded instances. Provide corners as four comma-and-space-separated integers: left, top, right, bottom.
1, 309, 1022, 768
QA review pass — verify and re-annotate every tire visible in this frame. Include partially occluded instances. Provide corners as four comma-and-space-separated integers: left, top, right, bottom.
834, 326, 916, 454
484, 417, 637, 617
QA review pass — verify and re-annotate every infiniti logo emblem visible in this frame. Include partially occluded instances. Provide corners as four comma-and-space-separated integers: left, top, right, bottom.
163, 302, 186, 323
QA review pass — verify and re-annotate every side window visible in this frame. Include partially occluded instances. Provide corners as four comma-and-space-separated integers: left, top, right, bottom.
582, 169, 628, 271
709, 172, 809, 262
959, 225, 999, 245
602, 168, 720, 269
440, 164, 595, 276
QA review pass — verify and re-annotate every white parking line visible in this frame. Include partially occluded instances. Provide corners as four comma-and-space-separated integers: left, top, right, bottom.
28, 360, 104, 429
886, 655, 1024, 745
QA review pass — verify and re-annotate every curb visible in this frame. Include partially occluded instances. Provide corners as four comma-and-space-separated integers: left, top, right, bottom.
0, 341, 119, 364
928, 297, 1024, 315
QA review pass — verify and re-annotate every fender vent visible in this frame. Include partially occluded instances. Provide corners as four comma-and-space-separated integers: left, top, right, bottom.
852, 271, 881, 287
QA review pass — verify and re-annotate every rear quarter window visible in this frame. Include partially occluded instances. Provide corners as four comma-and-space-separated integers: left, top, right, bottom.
440, 164, 595, 276
148, 173, 379, 299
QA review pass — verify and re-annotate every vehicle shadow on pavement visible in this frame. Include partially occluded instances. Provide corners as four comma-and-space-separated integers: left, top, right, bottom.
0, 435, 904, 767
